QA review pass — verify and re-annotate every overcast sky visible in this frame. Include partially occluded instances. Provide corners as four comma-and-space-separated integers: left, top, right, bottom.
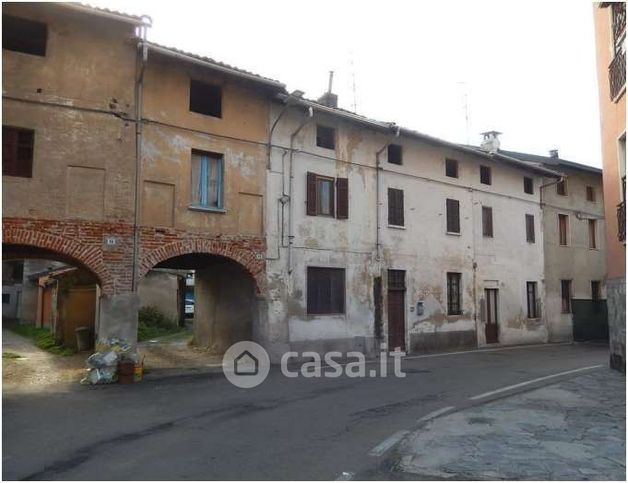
91, 0, 602, 167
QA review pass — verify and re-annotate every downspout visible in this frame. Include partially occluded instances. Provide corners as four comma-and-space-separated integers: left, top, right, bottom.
539, 175, 565, 206
287, 107, 313, 275
132, 22, 149, 292
374, 125, 401, 262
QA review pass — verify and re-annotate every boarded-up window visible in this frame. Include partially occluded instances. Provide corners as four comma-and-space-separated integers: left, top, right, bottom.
447, 272, 462, 315
586, 186, 596, 202
561, 279, 572, 313
446, 198, 460, 233
557, 179, 567, 196
387, 144, 402, 165
191, 150, 223, 209
524, 177, 534, 194
480, 165, 491, 185
388, 188, 404, 226
3, 126, 34, 178
306, 172, 348, 219
589, 219, 597, 249
591, 280, 601, 301
527, 282, 538, 318
558, 214, 568, 245
3, 15, 47, 56
316, 125, 335, 150
526, 214, 535, 243
307, 267, 345, 314
482, 206, 493, 237
189, 80, 222, 118
445, 158, 459, 178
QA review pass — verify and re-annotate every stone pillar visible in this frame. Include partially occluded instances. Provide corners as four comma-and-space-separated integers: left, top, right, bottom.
97, 292, 139, 346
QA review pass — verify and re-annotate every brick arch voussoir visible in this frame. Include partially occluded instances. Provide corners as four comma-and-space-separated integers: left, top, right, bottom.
3, 228, 114, 295
139, 239, 265, 293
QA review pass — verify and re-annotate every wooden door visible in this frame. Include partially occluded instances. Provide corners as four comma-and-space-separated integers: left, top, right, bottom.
485, 288, 499, 344
387, 270, 406, 351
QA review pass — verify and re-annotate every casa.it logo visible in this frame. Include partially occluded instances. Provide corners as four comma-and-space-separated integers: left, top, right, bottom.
222, 341, 270, 388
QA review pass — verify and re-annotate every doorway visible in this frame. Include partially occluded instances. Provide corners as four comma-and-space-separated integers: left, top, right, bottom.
387, 270, 406, 351
485, 288, 499, 344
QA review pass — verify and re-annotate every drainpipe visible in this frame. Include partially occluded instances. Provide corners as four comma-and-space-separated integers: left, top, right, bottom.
539, 175, 566, 206
132, 22, 149, 292
287, 107, 314, 275
374, 125, 401, 263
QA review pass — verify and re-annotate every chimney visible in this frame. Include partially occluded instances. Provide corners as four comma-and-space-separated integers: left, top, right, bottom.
549, 149, 559, 158
480, 131, 502, 153
317, 70, 338, 108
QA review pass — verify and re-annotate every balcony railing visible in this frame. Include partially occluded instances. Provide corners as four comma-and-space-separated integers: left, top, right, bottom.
612, 2, 626, 47
618, 200, 626, 243
609, 49, 626, 100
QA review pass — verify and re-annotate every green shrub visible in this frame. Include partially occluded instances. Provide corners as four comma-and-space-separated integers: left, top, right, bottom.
137, 306, 184, 341
7, 324, 76, 356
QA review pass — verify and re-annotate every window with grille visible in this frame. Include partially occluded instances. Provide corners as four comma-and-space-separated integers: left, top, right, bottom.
446, 198, 460, 233
527, 282, 538, 318
482, 206, 493, 237
307, 267, 345, 314
388, 188, 404, 226
447, 272, 462, 315
3, 126, 34, 178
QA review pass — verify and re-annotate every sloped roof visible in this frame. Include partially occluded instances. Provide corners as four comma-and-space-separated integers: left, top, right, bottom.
60, 2, 149, 25
496, 149, 602, 175
146, 41, 286, 90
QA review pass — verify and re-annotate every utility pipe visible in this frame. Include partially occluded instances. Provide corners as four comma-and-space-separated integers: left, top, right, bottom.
287, 107, 314, 274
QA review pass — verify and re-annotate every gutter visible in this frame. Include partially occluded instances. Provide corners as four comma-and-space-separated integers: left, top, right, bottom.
60, 3, 151, 26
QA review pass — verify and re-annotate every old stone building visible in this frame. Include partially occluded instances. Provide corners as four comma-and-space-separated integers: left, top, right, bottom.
594, 1, 626, 371
3, 3, 609, 360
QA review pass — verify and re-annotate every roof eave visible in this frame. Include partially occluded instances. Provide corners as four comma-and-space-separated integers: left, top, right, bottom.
147, 43, 286, 91
60, 3, 149, 26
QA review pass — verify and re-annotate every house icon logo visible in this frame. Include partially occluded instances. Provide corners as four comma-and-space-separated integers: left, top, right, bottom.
222, 341, 270, 388
234, 350, 259, 376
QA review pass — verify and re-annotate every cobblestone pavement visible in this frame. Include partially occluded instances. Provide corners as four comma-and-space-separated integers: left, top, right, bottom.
394, 369, 625, 480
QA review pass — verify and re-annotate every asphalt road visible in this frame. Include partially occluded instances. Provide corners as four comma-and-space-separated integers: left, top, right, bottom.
2, 343, 609, 480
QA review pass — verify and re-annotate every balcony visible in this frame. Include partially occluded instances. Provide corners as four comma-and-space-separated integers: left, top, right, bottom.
609, 49, 626, 101
618, 200, 626, 243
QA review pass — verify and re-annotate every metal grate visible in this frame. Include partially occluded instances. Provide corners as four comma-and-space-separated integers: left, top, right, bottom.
609, 49, 626, 101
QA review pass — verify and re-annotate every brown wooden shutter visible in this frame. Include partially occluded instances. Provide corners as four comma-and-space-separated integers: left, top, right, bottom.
336, 177, 348, 219
526, 214, 535, 243
306, 172, 317, 216
447, 199, 460, 233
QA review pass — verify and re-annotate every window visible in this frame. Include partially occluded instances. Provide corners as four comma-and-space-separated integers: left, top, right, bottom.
191, 150, 223, 209
558, 214, 568, 246
526, 282, 538, 318
387, 144, 402, 165
445, 159, 459, 178
307, 267, 345, 314
560, 280, 572, 313
189, 79, 222, 118
525, 214, 535, 243
556, 179, 567, 196
586, 186, 596, 202
591, 280, 601, 302
480, 165, 491, 185
388, 188, 404, 226
447, 272, 462, 315
446, 198, 460, 233
589, 219, 597, 249
3, 15, 47, 56
524, 177, 534, 194
482, 206, 493, 237
316, 125, 335, 150
3, 126, 34, 178
306, 172, 348, 219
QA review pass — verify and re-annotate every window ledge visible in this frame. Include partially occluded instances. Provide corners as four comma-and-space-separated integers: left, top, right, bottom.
188, 205, 226, 214
388, 224, 406, 230
446, 231, 461, 236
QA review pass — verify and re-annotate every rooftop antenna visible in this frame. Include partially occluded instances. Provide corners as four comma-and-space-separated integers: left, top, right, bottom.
327, 70, 334, 93
350, 51, 358, 112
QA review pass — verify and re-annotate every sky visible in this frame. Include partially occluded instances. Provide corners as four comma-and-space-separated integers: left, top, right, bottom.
91, 0, 603, 168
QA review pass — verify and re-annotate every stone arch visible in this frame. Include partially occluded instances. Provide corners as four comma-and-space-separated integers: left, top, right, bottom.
139, 239, 265, 293
2, 228, 114, 295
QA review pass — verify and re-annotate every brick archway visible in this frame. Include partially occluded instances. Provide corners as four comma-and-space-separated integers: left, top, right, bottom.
139, 239, 265, 293
3, 228, 114, 295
